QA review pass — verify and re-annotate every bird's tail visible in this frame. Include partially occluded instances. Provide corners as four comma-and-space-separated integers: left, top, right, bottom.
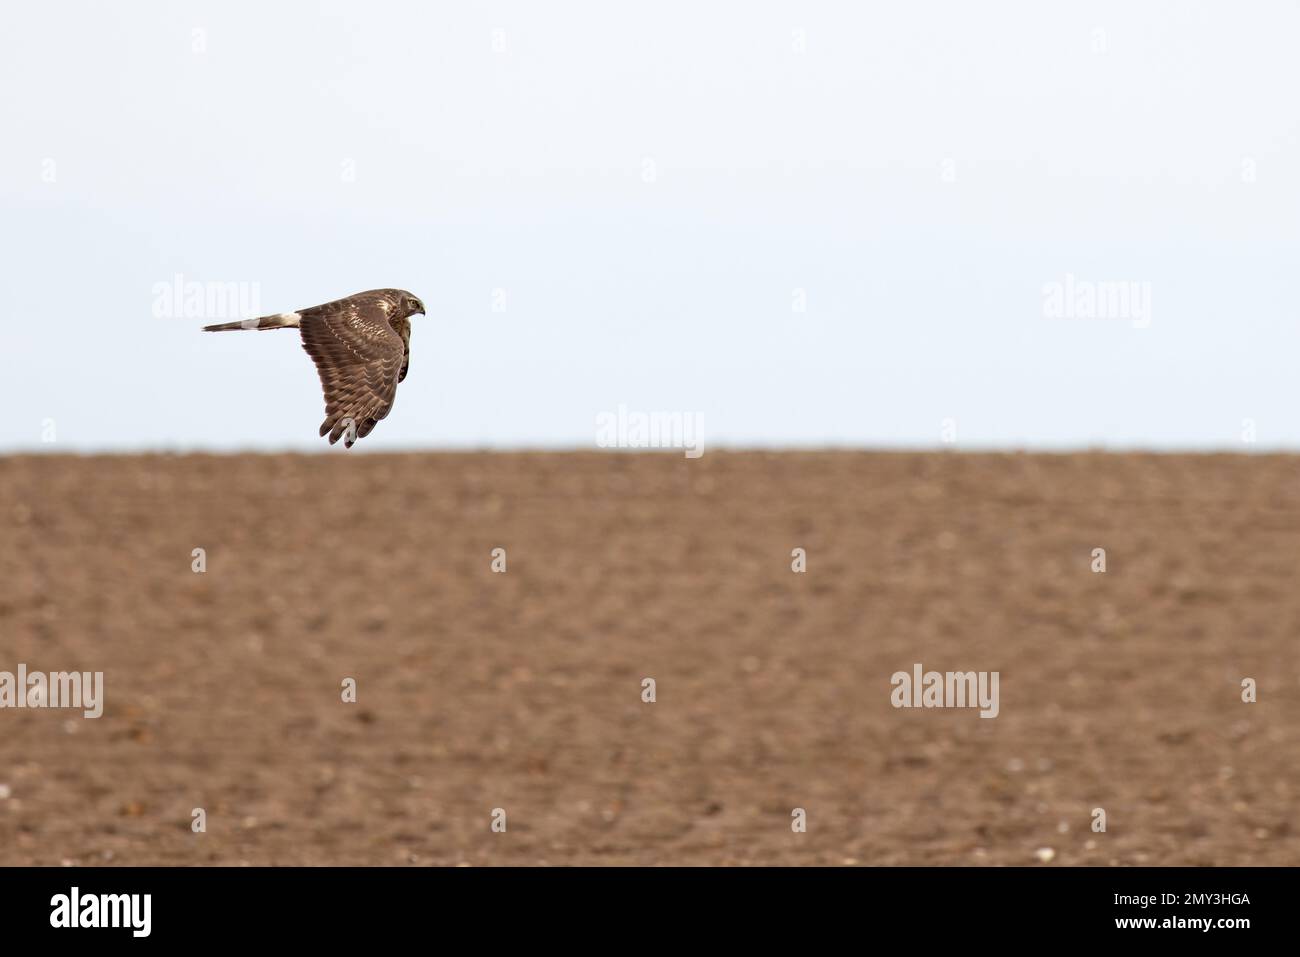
203, 312, 302, 332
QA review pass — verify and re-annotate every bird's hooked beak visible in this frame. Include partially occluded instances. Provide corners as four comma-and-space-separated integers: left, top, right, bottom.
414, 299, 426, 316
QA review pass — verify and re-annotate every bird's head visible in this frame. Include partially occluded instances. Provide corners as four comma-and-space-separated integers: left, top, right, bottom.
398, 291, 426, 317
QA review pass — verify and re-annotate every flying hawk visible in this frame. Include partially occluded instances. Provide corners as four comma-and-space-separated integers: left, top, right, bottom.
204, 288, 425, 447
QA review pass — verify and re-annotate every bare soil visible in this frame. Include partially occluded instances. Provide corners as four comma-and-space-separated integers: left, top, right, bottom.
1, 451, 1297, 865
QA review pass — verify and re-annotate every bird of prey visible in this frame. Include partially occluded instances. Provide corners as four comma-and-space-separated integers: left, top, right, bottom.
204, 288, 426, 447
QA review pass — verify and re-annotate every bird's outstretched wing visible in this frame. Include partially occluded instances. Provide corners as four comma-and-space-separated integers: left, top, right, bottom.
298, 296, 406, 447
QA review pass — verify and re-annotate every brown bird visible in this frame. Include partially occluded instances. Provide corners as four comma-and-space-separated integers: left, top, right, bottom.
204, 288, 426, 447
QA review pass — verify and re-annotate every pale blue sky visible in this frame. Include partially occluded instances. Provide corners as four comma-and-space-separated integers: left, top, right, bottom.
2, 1, 1297, 452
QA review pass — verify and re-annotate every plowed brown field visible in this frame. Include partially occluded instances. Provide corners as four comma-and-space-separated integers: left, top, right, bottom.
1, 451, 1296, 865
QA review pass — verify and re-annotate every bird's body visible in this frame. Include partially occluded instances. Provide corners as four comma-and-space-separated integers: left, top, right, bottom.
204, 288, 425, 447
